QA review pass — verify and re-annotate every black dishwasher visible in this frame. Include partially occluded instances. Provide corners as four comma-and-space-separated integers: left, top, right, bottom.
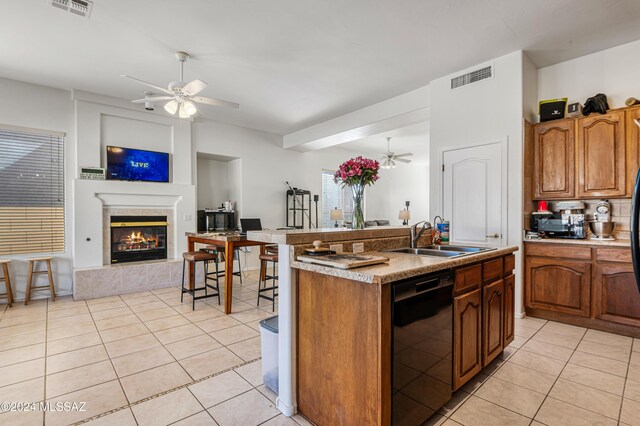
392, 271, 454, 425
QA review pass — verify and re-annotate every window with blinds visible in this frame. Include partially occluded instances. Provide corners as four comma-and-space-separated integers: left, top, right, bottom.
321, 170, 358, 227
0, 126, 65, 255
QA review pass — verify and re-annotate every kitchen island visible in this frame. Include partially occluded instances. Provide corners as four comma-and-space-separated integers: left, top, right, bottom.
247, 227, 518, 424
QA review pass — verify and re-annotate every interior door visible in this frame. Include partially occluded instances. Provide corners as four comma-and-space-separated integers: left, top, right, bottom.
443, 143, 504, 245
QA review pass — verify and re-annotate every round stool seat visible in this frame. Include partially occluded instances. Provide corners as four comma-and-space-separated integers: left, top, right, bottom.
183, 251, 218, 262
265, 245, 278, 255
259, 253, 278, 262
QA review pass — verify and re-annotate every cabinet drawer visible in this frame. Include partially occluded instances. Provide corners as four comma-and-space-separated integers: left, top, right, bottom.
503, 254, 515, 275
526, 243, 592, 260
596, 248, 632, 263
455, 264, 482, 293
483, 258, 504, 282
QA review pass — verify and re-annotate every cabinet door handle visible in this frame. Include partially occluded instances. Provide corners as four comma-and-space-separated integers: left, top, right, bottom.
486, 233, 500, 238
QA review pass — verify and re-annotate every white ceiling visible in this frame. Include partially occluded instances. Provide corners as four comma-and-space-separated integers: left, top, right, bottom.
2, 1, 640, 134
340, 122, 430, 164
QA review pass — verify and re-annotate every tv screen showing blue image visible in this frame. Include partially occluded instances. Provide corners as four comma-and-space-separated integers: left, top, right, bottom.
106, 146, 170, 182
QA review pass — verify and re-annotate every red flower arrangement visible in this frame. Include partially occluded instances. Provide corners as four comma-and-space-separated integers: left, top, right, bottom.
333, 156, 380, 187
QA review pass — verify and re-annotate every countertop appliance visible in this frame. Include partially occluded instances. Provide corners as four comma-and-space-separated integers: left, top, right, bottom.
197, 210, 235, 232
392, 271, 453, 424
537, 214, 587, 239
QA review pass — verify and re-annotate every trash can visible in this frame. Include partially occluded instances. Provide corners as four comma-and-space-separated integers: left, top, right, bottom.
259, 315, 279, 393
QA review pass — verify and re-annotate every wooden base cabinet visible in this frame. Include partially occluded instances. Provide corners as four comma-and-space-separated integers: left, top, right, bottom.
525, 257, 591, 317
453, 254, 515, 390
594, 262, 640, 327
482, 279, 504, 366
525, 244, 640, 337
453, 288, 482, 390
503, 274, 515, 347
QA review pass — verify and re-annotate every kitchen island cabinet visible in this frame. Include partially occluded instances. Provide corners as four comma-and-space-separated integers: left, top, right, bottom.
293, 248, 517, 425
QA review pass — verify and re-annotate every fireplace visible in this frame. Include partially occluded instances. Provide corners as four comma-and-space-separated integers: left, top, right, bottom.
110, 216, 168, 264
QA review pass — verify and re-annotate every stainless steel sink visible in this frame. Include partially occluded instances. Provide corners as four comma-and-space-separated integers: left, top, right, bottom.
385, 248, 465, 257
420, 245, 496, 253
385, 245, 496, 258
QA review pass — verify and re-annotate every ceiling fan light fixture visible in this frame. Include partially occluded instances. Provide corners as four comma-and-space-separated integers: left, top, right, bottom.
178, 103, 190, 118
164, 100, 178, 115
183, 101, 197, 116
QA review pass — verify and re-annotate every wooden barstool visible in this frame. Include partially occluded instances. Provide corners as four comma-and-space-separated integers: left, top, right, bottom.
257, 247, 278, 312
181, 250, 221, 310
25, 257, 56, 305
0, 260, 14, 307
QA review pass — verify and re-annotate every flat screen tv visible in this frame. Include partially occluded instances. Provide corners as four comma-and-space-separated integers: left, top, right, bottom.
106, 146, 170, 183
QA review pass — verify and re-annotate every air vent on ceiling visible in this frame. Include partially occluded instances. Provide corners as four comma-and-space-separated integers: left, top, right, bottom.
50, 0, 93, 18
450, 65, 493, 89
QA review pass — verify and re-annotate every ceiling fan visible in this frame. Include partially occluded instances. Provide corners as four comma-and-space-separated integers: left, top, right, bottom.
121, 51, 239, 118
380, 137, 412, 169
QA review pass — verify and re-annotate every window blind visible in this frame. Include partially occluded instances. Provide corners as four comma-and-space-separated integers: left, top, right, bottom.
0, 127, 65, 255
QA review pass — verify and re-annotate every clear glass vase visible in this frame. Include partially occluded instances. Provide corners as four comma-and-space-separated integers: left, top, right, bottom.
350, 183, 365, 230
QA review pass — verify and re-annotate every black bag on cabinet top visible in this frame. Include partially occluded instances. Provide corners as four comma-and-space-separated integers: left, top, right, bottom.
582, 93, 609, 116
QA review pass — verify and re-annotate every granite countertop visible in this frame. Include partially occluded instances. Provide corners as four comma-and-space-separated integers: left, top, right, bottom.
291, 246, 518, 284
524, 238, 630, 248
247, 226, 410, 245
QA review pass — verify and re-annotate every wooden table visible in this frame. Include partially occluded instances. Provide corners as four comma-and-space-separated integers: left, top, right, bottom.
186, 232, 266, 314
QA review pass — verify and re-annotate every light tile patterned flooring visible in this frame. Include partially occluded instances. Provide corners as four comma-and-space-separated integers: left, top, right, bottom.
0, 270, 312, 426
431, 316, 640, 426
2, 272, 640, 426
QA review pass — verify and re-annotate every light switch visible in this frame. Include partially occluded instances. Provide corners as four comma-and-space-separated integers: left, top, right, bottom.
183, 214, 192, 221
352, 243, 364, 253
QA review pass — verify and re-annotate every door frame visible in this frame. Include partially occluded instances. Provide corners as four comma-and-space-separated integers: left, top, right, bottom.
438, 138, 509, 245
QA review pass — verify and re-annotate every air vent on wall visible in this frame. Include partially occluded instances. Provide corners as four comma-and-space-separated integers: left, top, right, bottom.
450, 65, 493, 89
50, 0, 93, 18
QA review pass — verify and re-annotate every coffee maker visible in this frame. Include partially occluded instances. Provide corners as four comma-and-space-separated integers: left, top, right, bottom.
536, 201, 587, 239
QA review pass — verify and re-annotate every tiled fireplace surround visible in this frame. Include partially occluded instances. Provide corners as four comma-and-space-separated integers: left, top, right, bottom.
74, 208, 188, 300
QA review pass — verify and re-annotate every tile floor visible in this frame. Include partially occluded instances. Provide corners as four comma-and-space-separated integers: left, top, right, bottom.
1, 270, 639, 425
0, 270, 310, 426
429, 316, 640, 426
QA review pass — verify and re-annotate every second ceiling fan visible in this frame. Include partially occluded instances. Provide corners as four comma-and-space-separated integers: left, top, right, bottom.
380, 137, 412, 169
121, 51, 239, 118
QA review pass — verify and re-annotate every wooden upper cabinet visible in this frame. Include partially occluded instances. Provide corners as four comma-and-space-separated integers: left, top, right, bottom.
533, 119, 575, 199
577, 110, 626, 197
625, 107, 640, 195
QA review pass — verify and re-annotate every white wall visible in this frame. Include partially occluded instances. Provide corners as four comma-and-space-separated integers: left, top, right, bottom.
378, 165, 430, 225
539, 39, 640, 111
429, 51, 527, 316
197, 158, 229, 210
0, 77, 75, 300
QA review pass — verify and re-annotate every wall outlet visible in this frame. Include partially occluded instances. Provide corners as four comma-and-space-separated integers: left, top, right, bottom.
330, 244, 343, 253
352, 243, 364, 253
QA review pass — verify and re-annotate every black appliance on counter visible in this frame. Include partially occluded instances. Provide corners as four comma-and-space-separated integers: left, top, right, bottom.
197, 210, 236, 232
392, 271, 453, 424
631, 168, 640, 293
534, 214, 587, 239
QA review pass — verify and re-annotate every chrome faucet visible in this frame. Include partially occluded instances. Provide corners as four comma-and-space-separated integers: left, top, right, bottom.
410, 221, 432, 248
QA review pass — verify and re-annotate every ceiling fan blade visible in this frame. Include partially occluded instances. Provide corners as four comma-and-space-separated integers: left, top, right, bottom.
191, 96, 240, 109
120, 75, 173, 95
182, 79, 208, 96
395, 158, 412, 163
131, 96, 175, 103
394, 153, 413, 157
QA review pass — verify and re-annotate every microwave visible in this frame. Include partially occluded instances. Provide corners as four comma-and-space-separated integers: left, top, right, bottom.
197, 210, 236, 232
